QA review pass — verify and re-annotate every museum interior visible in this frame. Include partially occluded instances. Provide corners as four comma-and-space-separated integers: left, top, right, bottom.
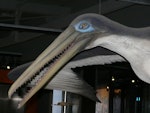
0, 0, 150, 113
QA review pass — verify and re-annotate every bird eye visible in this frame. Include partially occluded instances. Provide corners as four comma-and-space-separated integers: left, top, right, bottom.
79, 23, 89, 30
74, 21, 94, 33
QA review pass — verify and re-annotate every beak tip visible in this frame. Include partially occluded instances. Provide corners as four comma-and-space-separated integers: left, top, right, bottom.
8, 92, 11, 99
8, 89, 13, 99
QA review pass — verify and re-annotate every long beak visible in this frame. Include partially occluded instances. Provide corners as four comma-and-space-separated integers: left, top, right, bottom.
8, 26, 93, 108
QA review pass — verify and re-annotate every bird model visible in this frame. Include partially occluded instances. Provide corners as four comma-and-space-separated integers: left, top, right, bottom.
8, 13, 150, 108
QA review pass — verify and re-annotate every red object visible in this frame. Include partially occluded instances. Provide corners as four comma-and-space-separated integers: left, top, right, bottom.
0, 69, 38, 113
0, 69, 13, 84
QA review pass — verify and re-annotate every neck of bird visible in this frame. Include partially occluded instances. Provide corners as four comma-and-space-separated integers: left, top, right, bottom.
90, 27, 150, 62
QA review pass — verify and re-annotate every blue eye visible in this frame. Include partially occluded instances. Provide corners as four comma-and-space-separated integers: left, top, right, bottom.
74, 21, 94, 33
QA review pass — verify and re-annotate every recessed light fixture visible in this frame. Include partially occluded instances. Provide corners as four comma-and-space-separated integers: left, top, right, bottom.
106, 86, 109, 90
7, 65, 10, 69
132, 79, 135, 83
112, 76, 115, 81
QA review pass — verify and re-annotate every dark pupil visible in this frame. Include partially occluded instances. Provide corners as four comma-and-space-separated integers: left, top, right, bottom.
79, 23, 89, 29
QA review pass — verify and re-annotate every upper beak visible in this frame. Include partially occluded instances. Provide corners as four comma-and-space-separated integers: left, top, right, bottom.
8, 26, 94, 108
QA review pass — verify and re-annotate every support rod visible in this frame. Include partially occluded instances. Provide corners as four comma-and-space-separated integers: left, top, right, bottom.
120, 0, 150, 5
0, 51, 22, 56
0, 23, 63, 33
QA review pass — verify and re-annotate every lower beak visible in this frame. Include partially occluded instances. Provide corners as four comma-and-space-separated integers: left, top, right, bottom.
8, 27, 93, 108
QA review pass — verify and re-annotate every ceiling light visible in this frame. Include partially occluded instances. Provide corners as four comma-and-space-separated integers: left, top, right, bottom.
112, 76, 115, 81
106, 86, 109, 90
7, 65, 10, 69
132, 79, 135, 83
